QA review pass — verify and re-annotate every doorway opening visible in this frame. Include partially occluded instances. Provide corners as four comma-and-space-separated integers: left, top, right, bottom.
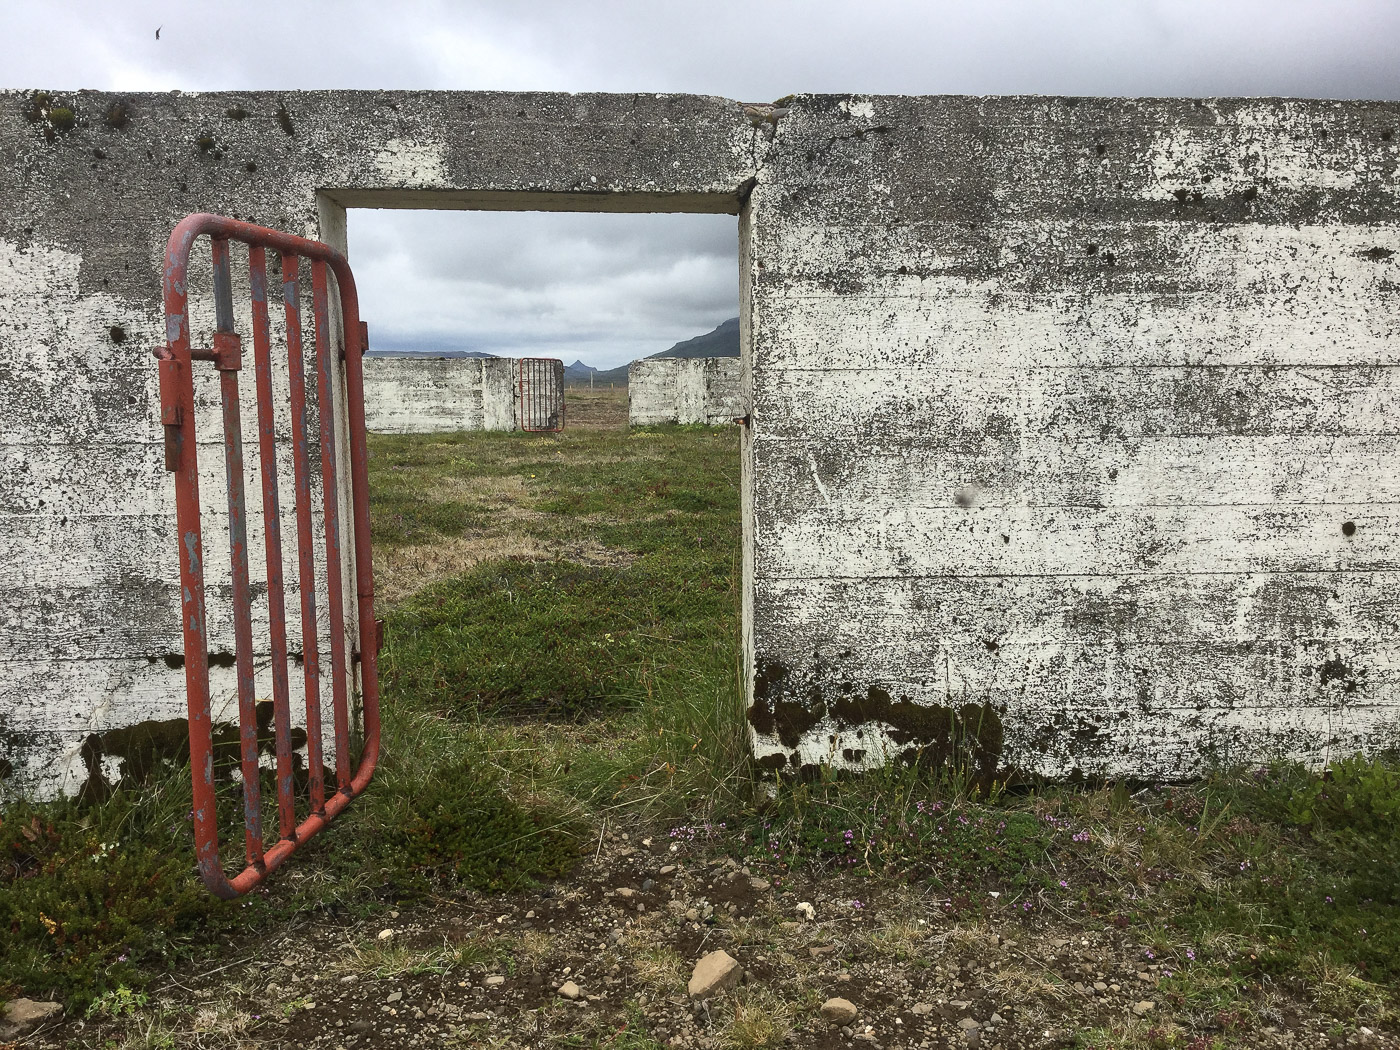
345, 203, 749, 879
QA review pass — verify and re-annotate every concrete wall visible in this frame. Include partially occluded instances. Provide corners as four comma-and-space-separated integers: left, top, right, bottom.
362, 356, 516, 433
3, 88, 1400, 797
744, 95, 1400, 780
628, 357, 742, 425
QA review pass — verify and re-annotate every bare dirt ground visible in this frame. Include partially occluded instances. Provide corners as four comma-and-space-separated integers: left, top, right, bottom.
29, 819, 1394, 1050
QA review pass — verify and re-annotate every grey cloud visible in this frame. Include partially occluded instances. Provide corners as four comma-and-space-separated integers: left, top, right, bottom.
350, 210, 736, 367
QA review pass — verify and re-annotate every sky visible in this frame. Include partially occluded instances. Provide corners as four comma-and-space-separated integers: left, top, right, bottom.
5, 1, 1400, 366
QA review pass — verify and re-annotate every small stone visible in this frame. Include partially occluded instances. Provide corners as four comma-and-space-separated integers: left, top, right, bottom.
616, 887, 636, 899
688, 950, 743, 999
795, 901, 816, 921
339, 974, 358, 985
990, 1013, 1005, 1024
1132, 1001, 1155, 1017
642, 879, 656, 891
385, 990, 402, 1004
1136, 972, 1152, 982
484, 975, 505, 988
911, 1003, 934, 1016
377, 929, 395, 942
808, 944, 836, 957
660, 865, 677, 875
821, 998, 858, 1025
748, 877, 771, 891
836, 973, 852, 983
685, 909, 700, 922
559, 980, 582, 1000
958, 1018, 981, 1031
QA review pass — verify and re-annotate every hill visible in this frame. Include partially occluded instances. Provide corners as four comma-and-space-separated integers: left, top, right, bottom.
647, 316, 739, 359
564, 360, 630, 386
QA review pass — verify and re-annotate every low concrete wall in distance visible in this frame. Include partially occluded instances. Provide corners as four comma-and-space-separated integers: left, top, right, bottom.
362, 356, 517, 433
628, 357, 743, 425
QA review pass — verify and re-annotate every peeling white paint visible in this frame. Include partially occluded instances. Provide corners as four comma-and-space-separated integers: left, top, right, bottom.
373, 138, 450, 187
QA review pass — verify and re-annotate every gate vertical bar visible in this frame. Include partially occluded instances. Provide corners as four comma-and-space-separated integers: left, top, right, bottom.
282, 252, 327, 815
159, 223, 226, 896
211, 236, 264, 867
249, 247, 296, 841
311, 260, 351, 793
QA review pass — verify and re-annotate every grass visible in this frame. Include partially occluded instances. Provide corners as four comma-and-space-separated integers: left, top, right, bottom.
0, 393, 748, 1009
2, 387, 1398, 1039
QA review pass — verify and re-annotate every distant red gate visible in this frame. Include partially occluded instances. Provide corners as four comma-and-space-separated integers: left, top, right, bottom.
157, 213, 380, 899
518, 357, 565, 432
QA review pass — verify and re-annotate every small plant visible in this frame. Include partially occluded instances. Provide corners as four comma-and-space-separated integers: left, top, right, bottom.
85, 984, 148, 1019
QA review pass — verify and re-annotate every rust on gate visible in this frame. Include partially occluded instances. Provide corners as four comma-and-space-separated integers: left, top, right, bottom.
156, 213, 380, 899
517, 357, 565, 432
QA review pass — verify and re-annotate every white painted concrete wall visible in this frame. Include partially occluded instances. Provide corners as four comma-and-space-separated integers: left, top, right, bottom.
362, 356, 517, 433
5, 88, 1400, 798
628, 357, 743, 425
743, 95, 1400, 781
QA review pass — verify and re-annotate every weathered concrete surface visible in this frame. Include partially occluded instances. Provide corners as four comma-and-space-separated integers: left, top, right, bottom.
744, 95, 1400, 779
628, 357, 742, 425
362, 356, 517, 433
4, 87, 1400, 796
0, 89, 757, 797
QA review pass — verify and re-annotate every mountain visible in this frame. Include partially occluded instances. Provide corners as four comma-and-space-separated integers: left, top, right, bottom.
647, 316, 739, 359
564, 359, 630, 386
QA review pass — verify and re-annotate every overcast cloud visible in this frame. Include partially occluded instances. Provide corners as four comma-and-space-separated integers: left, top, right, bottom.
5, 1, 1400, 365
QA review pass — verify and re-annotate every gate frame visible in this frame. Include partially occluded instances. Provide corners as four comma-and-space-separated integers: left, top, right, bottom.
157, 212, 381, 899
517, 356, 566, 432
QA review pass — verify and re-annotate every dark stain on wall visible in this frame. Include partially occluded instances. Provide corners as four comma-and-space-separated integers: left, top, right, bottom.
749, 658, 826, 748
1319, 654, 1363, 694
77, 704, 309, 802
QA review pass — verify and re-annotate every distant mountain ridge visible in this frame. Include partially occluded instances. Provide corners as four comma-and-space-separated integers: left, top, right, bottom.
647, 316, 739, 360
564, 317, 740, 385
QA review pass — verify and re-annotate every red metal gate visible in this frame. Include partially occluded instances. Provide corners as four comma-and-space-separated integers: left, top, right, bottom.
518, 357, 565, 432
157, 213, 380, 899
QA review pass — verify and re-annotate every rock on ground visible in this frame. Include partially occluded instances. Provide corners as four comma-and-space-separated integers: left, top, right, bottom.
1, 998, 62, 1039
688, 950, 743, 999
821, 997, 858, 1025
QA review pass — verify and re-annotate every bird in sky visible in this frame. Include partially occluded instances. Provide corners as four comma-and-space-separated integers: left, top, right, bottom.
155, 25, 162, 39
